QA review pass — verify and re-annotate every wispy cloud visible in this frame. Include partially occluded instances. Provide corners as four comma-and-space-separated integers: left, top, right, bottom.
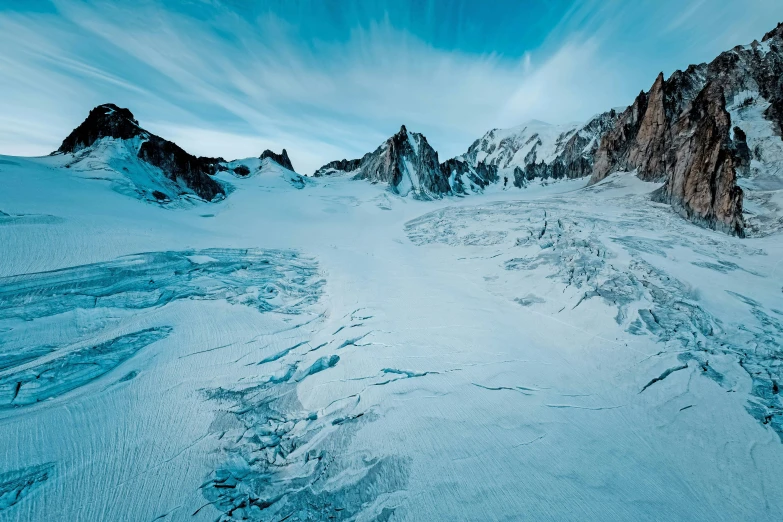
1, 0, 782, 172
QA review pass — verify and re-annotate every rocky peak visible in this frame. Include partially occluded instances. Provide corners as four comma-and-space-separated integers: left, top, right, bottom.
626, 72, 669, 181
259, 149, 295, 171
590, 70, 745, 233
591, 89, 650, 182
439, 157, 499, 193
312, 158, 361, 177
57, 104, 224, 202
762, 22, 783, 42
58, 103, 145, 153
357, 125, 449, 198
588, 22, 783, 235
652, 82, 744, 236
313, 126, 451, 198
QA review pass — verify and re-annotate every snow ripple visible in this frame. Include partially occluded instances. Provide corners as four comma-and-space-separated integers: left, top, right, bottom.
406, 197, 783, 440
0, 248, 324, 411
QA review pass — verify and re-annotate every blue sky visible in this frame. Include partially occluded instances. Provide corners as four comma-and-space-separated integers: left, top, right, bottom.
2, 0, 782, 173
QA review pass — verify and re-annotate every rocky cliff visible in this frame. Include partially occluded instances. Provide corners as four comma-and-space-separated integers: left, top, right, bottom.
313, 125, 454, 198
439, 157, 499, 193
588, 22, 783, 235
313, 125, 502, 197
259, 149, 295, 171
651, 82, 745, 236
312, 158, 362, 177
57, 104, 224, 202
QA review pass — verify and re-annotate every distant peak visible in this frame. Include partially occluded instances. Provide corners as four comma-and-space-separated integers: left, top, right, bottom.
57, 103, 143, 153
96, 104, 138, 124
762, 21, 783, 42
398, 124, 408, 135
259, 149, 295, 171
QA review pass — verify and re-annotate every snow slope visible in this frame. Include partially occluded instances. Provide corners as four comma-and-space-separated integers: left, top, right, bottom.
1, 153, 782, 521
468, 119, 581, 169
728, 91, 783, 236
461, 112, 619, 186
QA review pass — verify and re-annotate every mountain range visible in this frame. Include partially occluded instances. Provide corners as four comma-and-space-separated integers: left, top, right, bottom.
5, 18, 783, 522
49, 22, 783, 237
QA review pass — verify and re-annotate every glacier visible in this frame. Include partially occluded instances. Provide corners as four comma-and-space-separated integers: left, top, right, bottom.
0, 150, 782, 521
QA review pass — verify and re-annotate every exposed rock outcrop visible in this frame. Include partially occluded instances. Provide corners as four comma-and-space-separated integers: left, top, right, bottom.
439, 157, 499, 194
588, 22, 783, 235
260, 149, 295, 171
58, 104, 142, 152
590, 72, 746, 233
651, 82, 745, 236
313, 125, 452, 198
57, 104, 224, 201
591, 89, 652, 182
355, 125, 449, 198
312, 158, 361, 177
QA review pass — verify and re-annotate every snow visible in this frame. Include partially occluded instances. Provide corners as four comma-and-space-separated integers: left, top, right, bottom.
396, 158, 418, 197
470, 119, 583, 178
1, 151, 782, 521
406, 131, 419, 157
727, 91, 783, 235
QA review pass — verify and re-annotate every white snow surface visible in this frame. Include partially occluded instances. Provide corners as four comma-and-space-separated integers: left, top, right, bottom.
470, 119, 581, 172
727, 92, 783, 236
1, 153, 783, 521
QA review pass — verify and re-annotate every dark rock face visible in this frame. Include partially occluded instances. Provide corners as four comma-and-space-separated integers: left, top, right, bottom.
232, 165, 250, 176
627, 73, 669, 181
58, 104, 142, 153
137, 136, 225, 201
591, 72, 746, 231
359, 125, 449, 197
439, 157, 499, 194
592, 89, 652, 182
312, 158, 361, 177
592, 71, 698, 183
652, 82, 745, 236
260, 149, 295, 171
589, 22, 783, 234
541, 110, 619, 180
732, 127, 751, 177
57, 104, 224, 201
313, 125, 452, 198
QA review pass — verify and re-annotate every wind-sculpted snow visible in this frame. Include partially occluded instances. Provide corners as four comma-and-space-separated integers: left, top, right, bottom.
0, 239, 417, 520
0, 248, 324, 411
0, 464, 53, 511
0, 328, 171, 409
406, 184, 783, 440
0, 248, 322, 321
199, 307, 411, 521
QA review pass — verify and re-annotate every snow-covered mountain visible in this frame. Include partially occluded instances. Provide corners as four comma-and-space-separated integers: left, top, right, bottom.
54, 104, 305, 204
440, 22, 783, 237
56, 104, 226, 203
3, 152, 783, 522
313, 125, 454, 199
3, 21, 783, 522
259, 149, 295, 171
460, 112, 619, 187
47, 21, 783, 238
223, 154, 307, 189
